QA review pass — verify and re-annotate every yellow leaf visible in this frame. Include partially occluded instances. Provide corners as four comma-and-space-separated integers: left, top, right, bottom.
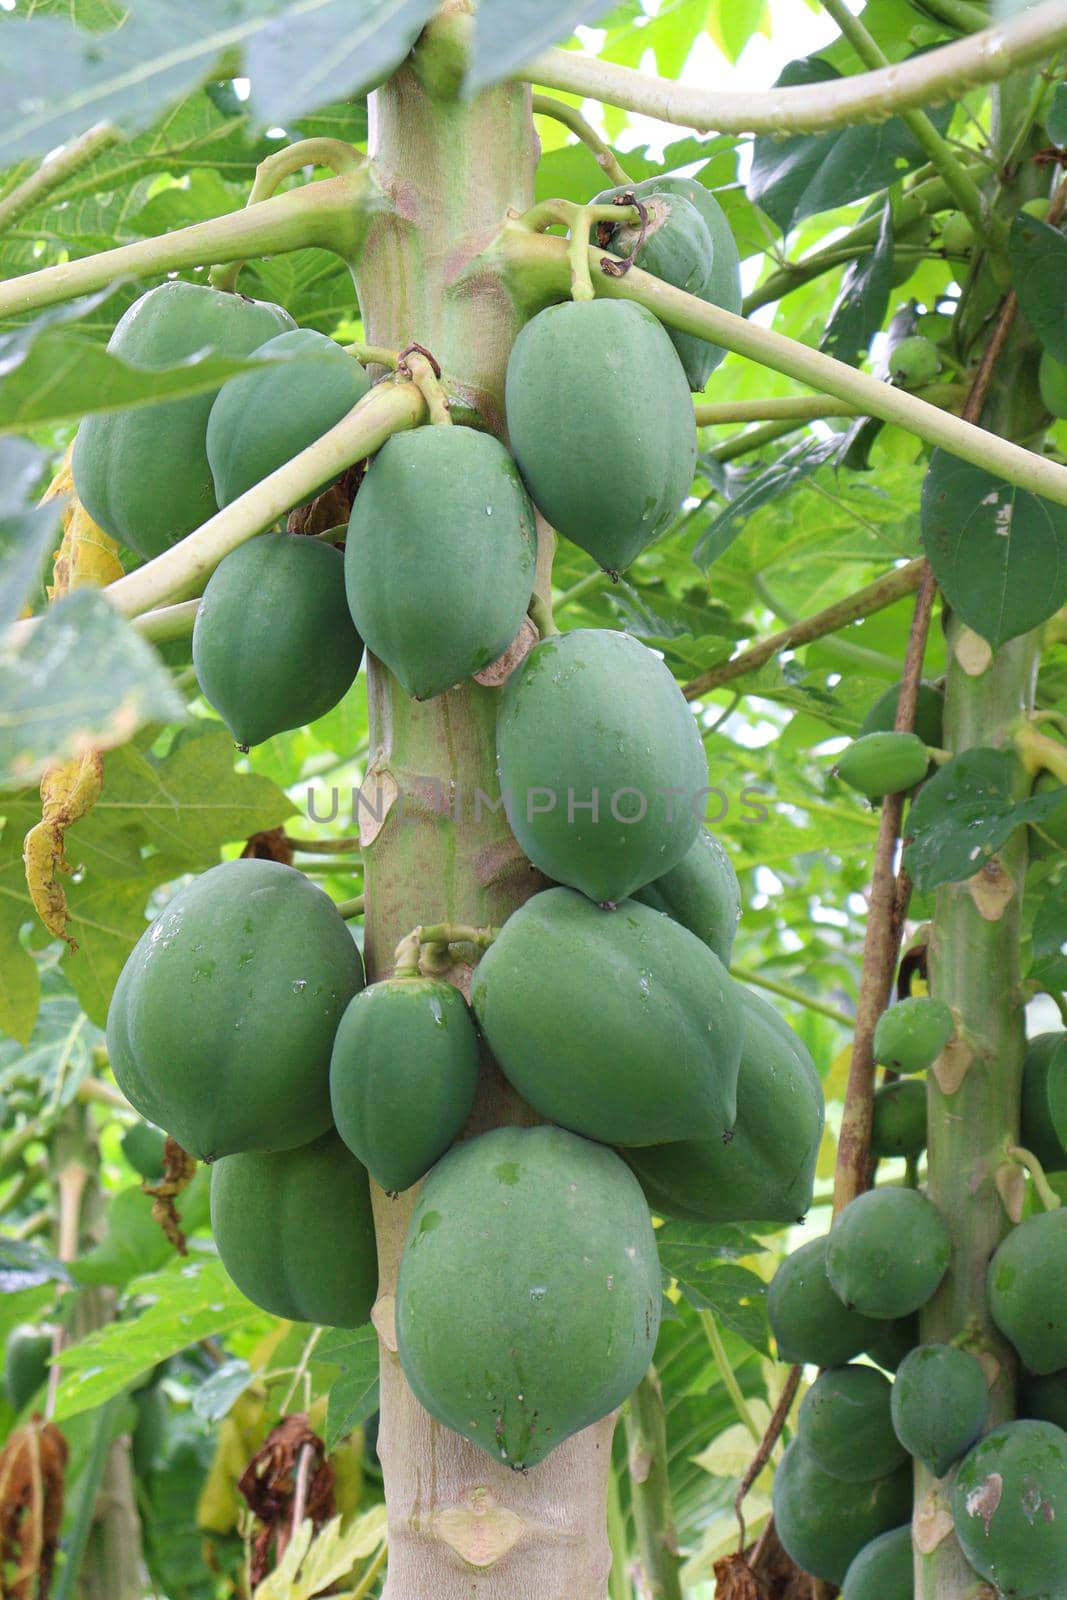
253, 1508, 387, 1600
42, 441, 124, 602
691, 1408, 772, 1479
23, 750, 104, 947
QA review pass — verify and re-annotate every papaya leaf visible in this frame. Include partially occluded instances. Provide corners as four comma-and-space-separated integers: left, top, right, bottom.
707, 0, 770, 65
0, 1238, 72, 1294
245, 0, 439, 127
921, 448, 1067, 647
748, 57, 952, 232
467, 0, 617, 91
1029, 881, 1067, 992
190, 1358, 254, 1423
315, 1324, 380, 1450
52, 1254, 255, 1421
657, 1223, 770, 1354
0, 590, 186, 791
693, 436, 843, 569
1009, 211, 1067, 364
0, 971, 99, 1105
902, 749, 1066, 892
253, 1508, 387, 1600
0, 443, 60, 630
819, 201, 894, 368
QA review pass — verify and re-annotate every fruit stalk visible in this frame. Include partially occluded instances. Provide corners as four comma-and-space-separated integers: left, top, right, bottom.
353, 56, 616, 1599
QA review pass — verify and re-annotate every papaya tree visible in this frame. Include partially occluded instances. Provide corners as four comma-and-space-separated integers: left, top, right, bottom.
3, 3, 1067, 1599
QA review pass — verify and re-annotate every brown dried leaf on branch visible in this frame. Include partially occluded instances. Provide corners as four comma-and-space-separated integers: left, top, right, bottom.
242, 827, 295, 866
238, 1415, 335, 1589
23, 749, 104, 949
142, 1138, 198, 1254
714, 1527, 823, 1600
0, 1418, 68, 1600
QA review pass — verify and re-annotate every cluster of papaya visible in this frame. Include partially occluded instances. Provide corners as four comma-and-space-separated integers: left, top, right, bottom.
770, 1019, 1067, 1596
95, 185, 822, 1471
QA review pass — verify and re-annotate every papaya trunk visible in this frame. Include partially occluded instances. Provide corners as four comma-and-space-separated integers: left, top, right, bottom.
916, 77, 1047, 1593
351, 49, 616, 1600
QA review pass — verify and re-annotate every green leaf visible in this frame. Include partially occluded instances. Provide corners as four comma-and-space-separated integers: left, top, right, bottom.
1029, 879, 1067, 991
316, 1323, 380, 1449
246, 0, 439, 127
0, 441, 60, 628
0, 972, 100, 1104
53, 1254, 255, 1420
0, 1237, 72, 1293
190, 1357, 254, 1422
657, 1222, 770, 1354
693, 437, 843, 569
1009, 211, 1067, 365
819, 201, 894, 367
0, 590, 187, 790
707, 0, 769, 64
748, 56, 952, 232
468, 0, 617, 90
902, 749, 1064, 892
1048, 82, 1067, 148
72, 1170, 211, 1287
921, 448, 1067, 648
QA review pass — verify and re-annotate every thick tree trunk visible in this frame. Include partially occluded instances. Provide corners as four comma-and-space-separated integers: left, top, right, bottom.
351, 40, 616, 1600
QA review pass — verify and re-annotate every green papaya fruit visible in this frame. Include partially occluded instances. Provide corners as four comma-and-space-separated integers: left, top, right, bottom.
913, 311, 955, 345
1020, 1368, 1067, 1432
870, 1080, 927, 1160
767, 1235, 881, 1367
797, 1364, 906, 1483
132, 1383, 168, 1478
345, 425, 536, 699
330, 977, 480, 1194
206, 329, 370, 507
835, 731, 929, 799
827, 1188, 950, 1319
860, 679, 945, 748
1031, 770, 1067, 852
193, 533, 363, 749
595, 173, 742, 385
988, 1208, 1067, 1374
1039, 349, 1067, 420
121, 1120, 167, 1180
873, 996, 955, 1074
107, 858, 364, 1162
210, 1131, 377, 1327
952, 1420, 1067, 1597
624, 986, 823, 1225
841, 1526, 913, 1600
496, 628, 706, 903
632, 826, 740, 965
773, 1439, 912, 1586
3, 1326, 52, 1411
941, 210, 975, 256
471, 887, 742, 1146
504, 299, 697, 573
888, 335, 942, 388
72, 281, 295, 559
890, 1342, 988, 1478
395, 1125, 660, 1469
864, 1314, 919, 1373
1021, 1032, 1067, 1172
594, 189, 716, 390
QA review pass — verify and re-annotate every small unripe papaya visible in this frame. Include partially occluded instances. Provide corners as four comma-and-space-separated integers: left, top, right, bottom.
913, 311, 954, 346
120, 1120, 167, 1181
193, 533, 364, 749
773, 1439, 912, 1586
870, 1079, 927, 1160
941, 210, 975, 256
767, 1235, 881, 1367
3, 1326, 52, 1411
330, 977, 480, 1194
888, 335, 941, 388
632, 827, 740, 966
206, 328, 370, 507
1039, 350, 1067, 420
873, 996, 954, 1074
834, 731, 929, 799
988, 1207, 1067, 1373
841, 1526, 913, 1600
827, 1187, 950, 1319
797, 1364, 905, 1482
891, 1343, 988, 1478
1021, 197, 1051, 221
859, 679, 944, 748
1020, 1031, 1067, 1173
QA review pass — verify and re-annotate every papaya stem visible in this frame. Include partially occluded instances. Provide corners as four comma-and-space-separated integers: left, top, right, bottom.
515, 6, 1067, 135
567, 206, 597, 302
345, 342, 400, 370
210, 137, 364, 293
694, 385, 963, 427
334, 895, 365, 921
392, 931, 423, 980
1007, 1145, 1063, 1212
818, 0, 997, 249
682, 560, 926, 701
606, 1462, 632, 1600
528, 592, 559, 639
1014, 723, 1067, 783
0, 121, 119, 234
132, 598, 199, 643
697, 1310, 762, 1445
399, 348, 453, 424
624, 1368, 683, 1600
517, 198, 638, 234
284, 835, 361, 855
728, 966, 853, 1029
419, 922, 498, 951
279, 1327, 323, 1417
554, 569, 606, 613
531, 95, 632, 187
